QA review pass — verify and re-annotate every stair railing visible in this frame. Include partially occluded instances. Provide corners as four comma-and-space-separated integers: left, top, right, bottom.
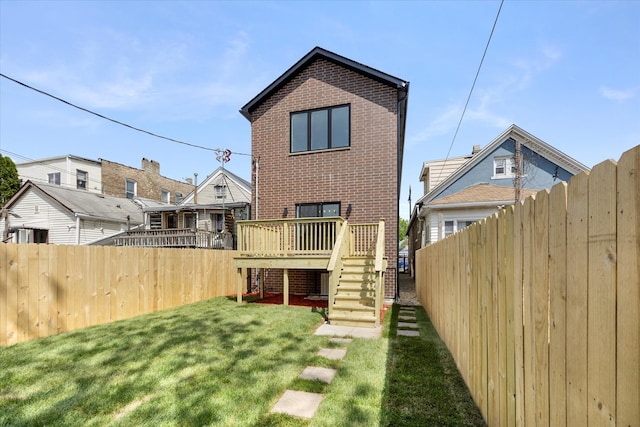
327, 220, 349, 320
374, 218, 386, 327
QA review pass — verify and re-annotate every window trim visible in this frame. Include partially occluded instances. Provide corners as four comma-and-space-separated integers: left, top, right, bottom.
161, 189, 170, 204
290, 104, 351, 153
492, 156, 521, 179
125, 179, 137, 199
48, 172, 61, 185
76, 169, 88, 190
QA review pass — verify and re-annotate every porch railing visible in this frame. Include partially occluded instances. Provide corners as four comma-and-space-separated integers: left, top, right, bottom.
114, 228, 229, 249
236, 217, 344, 257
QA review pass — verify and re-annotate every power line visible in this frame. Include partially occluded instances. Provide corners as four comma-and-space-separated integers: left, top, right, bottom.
435, 0, 504, 182
0, 72, 218, 152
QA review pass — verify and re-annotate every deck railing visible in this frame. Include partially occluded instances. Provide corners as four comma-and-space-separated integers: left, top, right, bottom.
236, 217, 344, 257
114, 229, 229, 249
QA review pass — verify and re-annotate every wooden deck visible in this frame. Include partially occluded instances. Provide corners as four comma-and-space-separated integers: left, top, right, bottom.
233, 217, 386, 327
113, 228, 230, 249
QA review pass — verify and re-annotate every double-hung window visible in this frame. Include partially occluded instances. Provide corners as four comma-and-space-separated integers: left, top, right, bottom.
291, 105, 350, 153
161, 189, 170, 203
48, 172, 61, 185
76, 170, 88, 190
125, 179, 137, 199
493, 156, 518, 179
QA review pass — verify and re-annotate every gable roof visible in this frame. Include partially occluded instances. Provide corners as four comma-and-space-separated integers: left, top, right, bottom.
417, 124, 589, 205
5, 181, 143, 223
240, 46, 409, 121
427, 183, 539, 208
179, 166, 251, 205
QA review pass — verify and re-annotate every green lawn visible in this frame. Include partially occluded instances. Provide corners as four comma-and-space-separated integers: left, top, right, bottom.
0, 297, 484, 426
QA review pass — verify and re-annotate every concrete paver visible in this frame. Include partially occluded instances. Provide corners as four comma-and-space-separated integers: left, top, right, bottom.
397, 330, 420, 337
318, 347, 347, 360
270, 390, 324, 419
398, 321, 418, 329
314, 324, 381, 339
299, 366, 337, 383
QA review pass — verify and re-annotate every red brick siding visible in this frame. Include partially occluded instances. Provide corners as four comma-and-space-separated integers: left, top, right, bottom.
250, 58, 400, 299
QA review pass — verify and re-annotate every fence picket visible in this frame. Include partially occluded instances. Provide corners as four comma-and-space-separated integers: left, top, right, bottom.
587, 160, 617, 426
616, 146, 640, 426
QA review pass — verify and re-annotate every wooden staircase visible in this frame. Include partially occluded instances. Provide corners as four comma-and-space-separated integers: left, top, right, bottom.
330, 256, 379, 327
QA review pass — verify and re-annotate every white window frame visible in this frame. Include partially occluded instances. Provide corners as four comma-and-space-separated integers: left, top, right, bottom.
48, 172, 61, 185
161, 189, 170, 203
492, 156, 519, 179
442, 219, 476, 238
125, 179, 137, 199
215, 184, 227, 199
77, 169, 88, 190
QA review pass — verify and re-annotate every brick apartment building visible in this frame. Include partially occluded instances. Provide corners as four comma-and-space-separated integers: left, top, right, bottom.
101, 158, 194, 204
240, 47, 409, 299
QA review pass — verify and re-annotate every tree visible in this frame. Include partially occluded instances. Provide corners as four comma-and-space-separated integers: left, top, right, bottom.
398, 217, 408, 241
0, 154, 20, 205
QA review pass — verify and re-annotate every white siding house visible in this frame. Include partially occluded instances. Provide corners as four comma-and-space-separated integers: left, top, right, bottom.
16, 155, 103, 194
1, 181, 143, 245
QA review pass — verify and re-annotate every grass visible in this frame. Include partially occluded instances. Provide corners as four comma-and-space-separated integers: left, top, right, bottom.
0, 296, 485, 426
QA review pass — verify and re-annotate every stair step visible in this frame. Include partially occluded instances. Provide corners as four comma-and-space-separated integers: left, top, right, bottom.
334, 294, 375, 303
329, 312, 377, 328
332, 303, 375, 313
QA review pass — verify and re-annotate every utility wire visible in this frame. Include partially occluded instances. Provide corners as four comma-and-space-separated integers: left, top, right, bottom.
0, 72, 219, 152
435, 0, 504, 182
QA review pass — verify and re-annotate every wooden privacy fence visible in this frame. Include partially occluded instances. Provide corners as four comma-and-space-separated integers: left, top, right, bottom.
415, 146, 639, 427
0, 244, 239, 347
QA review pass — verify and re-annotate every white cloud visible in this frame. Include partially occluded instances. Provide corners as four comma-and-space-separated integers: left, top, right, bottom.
600, 86, 638, 101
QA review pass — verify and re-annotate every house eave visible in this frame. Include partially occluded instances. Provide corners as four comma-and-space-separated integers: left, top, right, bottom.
240, 46, 409, 121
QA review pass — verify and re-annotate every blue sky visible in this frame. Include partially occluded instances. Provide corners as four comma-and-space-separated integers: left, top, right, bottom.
1, 0, 638, 219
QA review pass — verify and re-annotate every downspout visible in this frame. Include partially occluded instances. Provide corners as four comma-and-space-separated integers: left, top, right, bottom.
75, 213, 81, 244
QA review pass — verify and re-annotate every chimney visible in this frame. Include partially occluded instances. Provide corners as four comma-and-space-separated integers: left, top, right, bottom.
141, 158, 160, 175
186, 178, 192, 185
472, 145, 481, 155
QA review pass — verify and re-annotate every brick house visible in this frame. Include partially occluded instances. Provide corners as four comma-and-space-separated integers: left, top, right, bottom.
236, 47, 409, 324
101, 158, 194, 203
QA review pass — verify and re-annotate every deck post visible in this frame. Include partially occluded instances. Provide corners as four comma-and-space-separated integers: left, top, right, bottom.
237, 267, 243, 303
283, 268, 289, 306
259, 268, 264, 299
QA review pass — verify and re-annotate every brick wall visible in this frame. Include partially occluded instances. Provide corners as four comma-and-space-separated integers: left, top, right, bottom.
250, 58, 400, 299
101, 158, 194, 202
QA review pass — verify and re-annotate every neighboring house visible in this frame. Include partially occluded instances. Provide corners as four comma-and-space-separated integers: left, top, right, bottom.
236, 46, 409, 324
407, 124, 589, 273
100, 158, 193, 202
15, 155, 193, 203
113, 167, 251, 249
1, 181, 143, 245
16, 155, 102, 193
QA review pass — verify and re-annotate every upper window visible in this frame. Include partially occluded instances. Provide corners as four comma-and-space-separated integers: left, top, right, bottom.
291, 105, 350, 153
175, 193, 183, 204
48, 172, 61, 185
76, 170, 88, 190
215, 184, 227, 199
493, 156, 518, 179
161, 189, 170, 203
125, 179, 137, 199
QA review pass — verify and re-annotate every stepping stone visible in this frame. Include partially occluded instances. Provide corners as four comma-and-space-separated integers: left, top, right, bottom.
299, 366, 337, 383
400, 306, 416, 310
397, 330, 420, 337
270, 390, 324, 419
318, 348, 347, 360
398, 322, 419, 328
330, 337, 352, 345
399, 315, 416, 320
